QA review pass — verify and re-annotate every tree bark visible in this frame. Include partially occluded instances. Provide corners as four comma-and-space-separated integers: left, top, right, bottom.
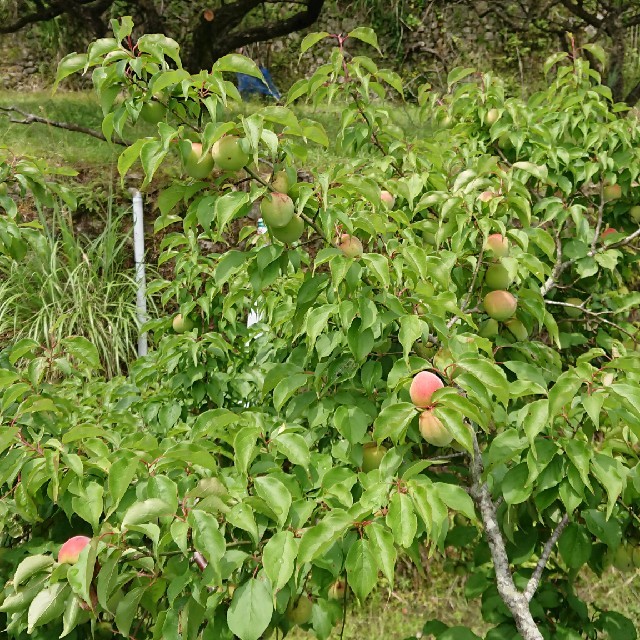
469, 434, 544, 640
186, 0, 326, 72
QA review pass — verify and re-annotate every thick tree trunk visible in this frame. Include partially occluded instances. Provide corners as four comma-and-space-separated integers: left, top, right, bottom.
185, 0, 325, 72
606, 18, 626, 102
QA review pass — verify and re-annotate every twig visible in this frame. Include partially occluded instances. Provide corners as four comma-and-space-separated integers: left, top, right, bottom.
541, 224, 640, 296
448, 243, 485, 329
0, 105, 129, 146
524, 513, 569, 602
544, 300, 637, 340
540, 229, 564, 296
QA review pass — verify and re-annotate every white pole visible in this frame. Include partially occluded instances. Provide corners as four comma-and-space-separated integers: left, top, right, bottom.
131, 189, 148, 356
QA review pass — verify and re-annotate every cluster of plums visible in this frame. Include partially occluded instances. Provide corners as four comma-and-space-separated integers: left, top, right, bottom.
479, 234, 528, 341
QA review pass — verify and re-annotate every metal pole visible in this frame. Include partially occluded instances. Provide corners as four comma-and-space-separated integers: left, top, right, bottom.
131, 189, 148, 356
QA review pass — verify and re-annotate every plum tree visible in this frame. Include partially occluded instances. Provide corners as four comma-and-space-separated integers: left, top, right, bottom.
483, 290, 517, 321
58, 536, 91, 564
271, 215, 304, 243
183, 142, 215, 179
211, 136, 249, 171
484, 263, 512, 290
172, 314, 194, 333
260, 193, 295, 228
485, 233, 509, 257
286, 595, 313, 625
409, 371, 444, 407
419, 409, 453, 447
361, 442, 387, 472
338, 234, 363, 258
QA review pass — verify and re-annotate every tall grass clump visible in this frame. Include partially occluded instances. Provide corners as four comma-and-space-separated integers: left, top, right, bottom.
0, 201, 150, 377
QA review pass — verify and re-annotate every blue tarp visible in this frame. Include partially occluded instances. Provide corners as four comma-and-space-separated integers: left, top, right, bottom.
237, 66, 281, 100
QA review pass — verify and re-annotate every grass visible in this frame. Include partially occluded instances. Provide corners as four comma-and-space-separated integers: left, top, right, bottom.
0, 90, 425, 172
0, 91, 120, 167
0, 200, 147, 377
285, 566, 640, 640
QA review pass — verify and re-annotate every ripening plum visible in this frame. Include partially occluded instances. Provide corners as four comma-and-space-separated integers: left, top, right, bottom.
211, 136, 249, 171
261, 193, 295, 228
485, 234, 509, 257
419, 409, 453, 447
58, 536, 91, 564
483, 290, 517, 321
410, 371, 444, 408
338, 234, 363, 258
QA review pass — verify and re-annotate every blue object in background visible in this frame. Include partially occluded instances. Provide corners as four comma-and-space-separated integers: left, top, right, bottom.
237, 66, 281, 100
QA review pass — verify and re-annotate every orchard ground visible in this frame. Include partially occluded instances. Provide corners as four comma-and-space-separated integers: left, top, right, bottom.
1, 85, 640, 637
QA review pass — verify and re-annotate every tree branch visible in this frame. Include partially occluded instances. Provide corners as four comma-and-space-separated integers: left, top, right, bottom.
0, 105, 129, 146
0, 0, 114, 34
524, 514, 569, 602
557, 0, 603, 28
625, 78, 640, 107
469, 430, 543, 640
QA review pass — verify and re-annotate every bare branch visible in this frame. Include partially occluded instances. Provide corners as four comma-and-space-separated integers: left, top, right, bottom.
0, 0, 113, 34
540, 228, 564, 297
469, 430, 544, 639
558, 0, 603, 28
0, 105, 129, 146
524, 514, 570, 602
544, 299, 638, 340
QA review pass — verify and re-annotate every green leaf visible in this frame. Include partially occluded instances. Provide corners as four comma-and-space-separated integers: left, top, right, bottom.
115, 586, 146, 637
213, 54, 263, 79
386, 492, 417, 548
373, 402, 416, 443
399, 315, 426, 363
548, 371, 583, 417
347, 27, 381, 52
214, 191, 250, 234
434, 483, 476, 521
300, 32, 330, 55
60, 595, 82, 638
107, 453, 139, 517
191, 509, 226, 567
512, 162, 548, 182
27, 583, 69, 632
226, 502, 259, 545
227, 579, 273, 640
60, 336, 101, 370
345, 538, 378, 601
122, 498, 173, 526
583, 509, 621, 548
522, 399, 549, 447
558, 523, 591, 569
272, 432, 310, 468
262, 531, 297, 592
253, 476, 291, 528
365, 522, 396, 587
13, 555, 54, 587
447, 67, 476, 87
502, 463, 531, 505
54, 53, 88, 91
